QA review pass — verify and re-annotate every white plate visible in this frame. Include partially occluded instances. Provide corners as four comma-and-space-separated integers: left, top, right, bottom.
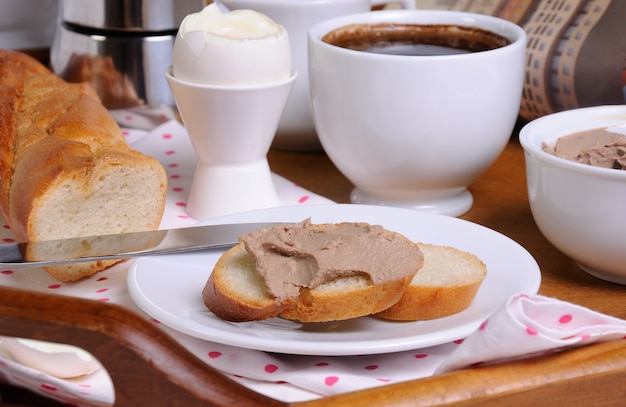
128, 204, 541, 356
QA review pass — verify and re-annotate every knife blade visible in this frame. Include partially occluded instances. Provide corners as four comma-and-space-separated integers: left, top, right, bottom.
0, 222, 281, 269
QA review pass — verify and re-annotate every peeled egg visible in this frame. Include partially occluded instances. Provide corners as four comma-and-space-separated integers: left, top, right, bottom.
2, 337, 101, 379
173, 4, 291, 86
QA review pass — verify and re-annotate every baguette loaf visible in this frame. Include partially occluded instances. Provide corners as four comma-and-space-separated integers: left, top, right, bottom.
374, 243, 487, 321
0, 50, 167, 281
203, 221, 424, 323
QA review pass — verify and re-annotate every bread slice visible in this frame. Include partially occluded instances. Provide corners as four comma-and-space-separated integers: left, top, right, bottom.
202, 244, 292, 322
202, 222, 424, 323
0, 50, 167, 281
278, 272, 412, 322
374, 243, 487, 321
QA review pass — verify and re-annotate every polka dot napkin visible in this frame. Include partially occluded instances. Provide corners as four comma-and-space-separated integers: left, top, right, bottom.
0, 111, 625, 406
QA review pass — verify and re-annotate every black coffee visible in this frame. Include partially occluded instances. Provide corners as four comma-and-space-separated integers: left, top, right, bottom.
322, 23, 510, 56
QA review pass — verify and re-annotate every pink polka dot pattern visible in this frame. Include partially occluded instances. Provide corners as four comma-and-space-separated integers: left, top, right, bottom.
0, 118, 335, 405
526, 327, 539, 335
40, 383, 58, 392
324, 376, 339, 386
435, 293, 626, 375
364, 365, 378, 370
1, 118, 623, 405
264, 364, 278, 373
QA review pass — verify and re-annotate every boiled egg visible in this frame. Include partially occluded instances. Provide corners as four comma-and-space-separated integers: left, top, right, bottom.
173, 3, 291, 86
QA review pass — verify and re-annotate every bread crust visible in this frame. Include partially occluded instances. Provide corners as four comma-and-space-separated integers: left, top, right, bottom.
203, 244, 295, 322
0, 50, 167, 281
279, 275, 413, 322
374, 243, 487, 321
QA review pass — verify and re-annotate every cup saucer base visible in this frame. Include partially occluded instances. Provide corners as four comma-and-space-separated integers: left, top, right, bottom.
350, 187, 473, 217
577, 263, 626, 286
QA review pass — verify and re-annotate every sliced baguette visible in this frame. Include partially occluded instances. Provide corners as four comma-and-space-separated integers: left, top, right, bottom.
202, 222, 423, 323
0, 50, 167, 281
374, 243, 487, 321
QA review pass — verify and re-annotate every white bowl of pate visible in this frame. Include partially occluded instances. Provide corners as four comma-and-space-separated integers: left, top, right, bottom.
519, 105, 626, 285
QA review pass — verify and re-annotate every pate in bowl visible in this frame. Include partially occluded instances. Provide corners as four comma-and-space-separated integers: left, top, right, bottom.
519, 105, 626, 285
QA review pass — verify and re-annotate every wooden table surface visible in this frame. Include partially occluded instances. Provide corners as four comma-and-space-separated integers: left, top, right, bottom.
1, 131, 625, 406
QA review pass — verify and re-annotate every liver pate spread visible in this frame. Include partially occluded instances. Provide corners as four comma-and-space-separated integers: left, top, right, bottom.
543, 126, 626, 170
239, 219, 423, 301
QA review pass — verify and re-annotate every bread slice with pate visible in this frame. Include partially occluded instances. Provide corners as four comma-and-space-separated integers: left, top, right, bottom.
202, 220, 424, 323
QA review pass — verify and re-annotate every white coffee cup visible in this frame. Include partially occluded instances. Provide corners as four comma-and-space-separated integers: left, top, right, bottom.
221, 0, 414, 151
309, 10, 526, 216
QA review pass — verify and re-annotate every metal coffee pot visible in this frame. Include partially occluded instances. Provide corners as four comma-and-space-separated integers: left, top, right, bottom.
50, 0, 204, 109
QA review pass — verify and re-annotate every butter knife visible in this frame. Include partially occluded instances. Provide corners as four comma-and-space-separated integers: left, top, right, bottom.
0, 222, 280, 269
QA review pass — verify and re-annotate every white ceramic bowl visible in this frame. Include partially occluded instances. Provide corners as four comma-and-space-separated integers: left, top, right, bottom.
519, 105, 626, 285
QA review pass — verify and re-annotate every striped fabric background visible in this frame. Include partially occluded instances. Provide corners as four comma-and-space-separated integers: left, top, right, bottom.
415, 0, 626, 121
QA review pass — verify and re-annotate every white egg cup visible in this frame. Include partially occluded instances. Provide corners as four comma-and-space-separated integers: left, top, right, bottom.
166, 68, 297, 220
